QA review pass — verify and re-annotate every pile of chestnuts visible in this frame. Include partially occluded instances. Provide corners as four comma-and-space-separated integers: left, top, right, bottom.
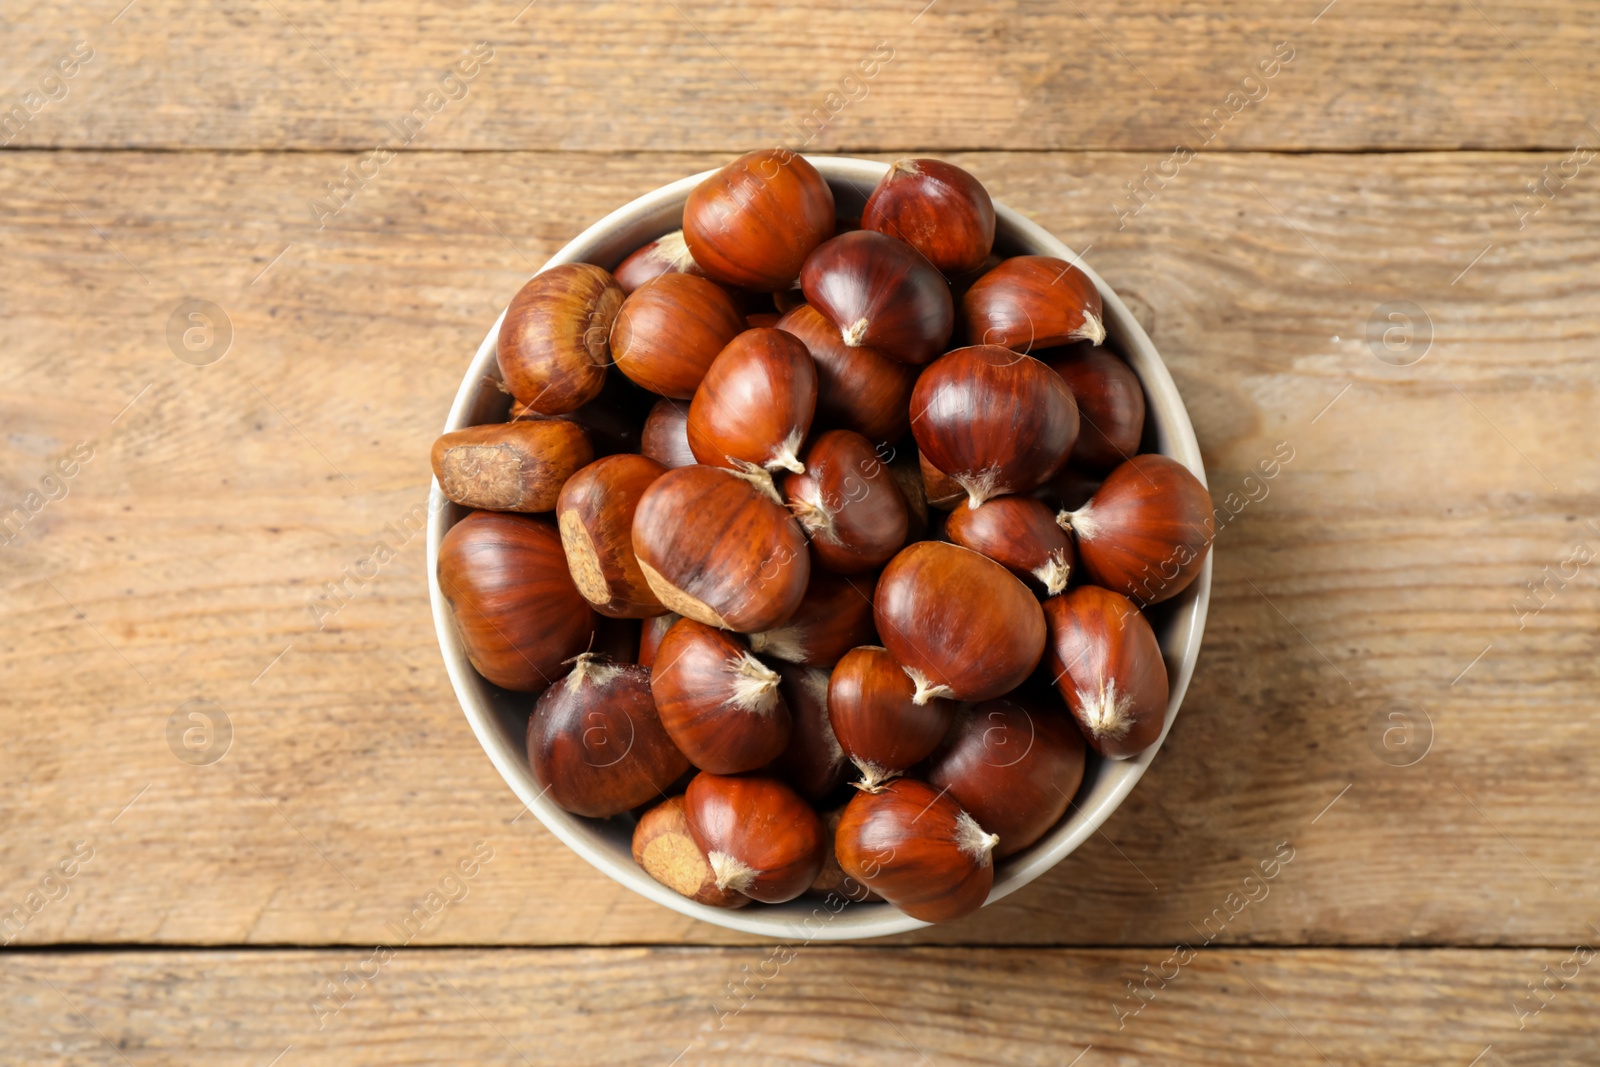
433, 151, 1213, 924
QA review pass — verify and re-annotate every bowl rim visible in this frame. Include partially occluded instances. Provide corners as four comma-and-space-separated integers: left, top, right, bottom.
426, 154, 1212, 941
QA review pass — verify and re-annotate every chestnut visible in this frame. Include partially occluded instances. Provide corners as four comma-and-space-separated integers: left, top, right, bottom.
640, 398, 696, 469
887, 453, 931, 539
1058, 453, 1213, 606
1042, 585, 1169, 759
962, 255, 1105, 352
774, 304, 915, 443
1033, 464, 1101, 512
436, 511, 597, 693
862, 158, 996, 275
874, 540, 1046, 703
638, 612, 680, 669
431, 419, 594, 513
526, 655, 689, 817
650, 618, 792, 774
810, 806, 881, 902
827, 645, 954, 790
687, 328, 818, 474
632, 464, 810, 633
632, 795, 747, 908
497, 263, 623, 415
943, 494, 1075, 596
800, 230, 953, 365
910, 344, 1080, 508
768, 663, 850, 803
592, 615, 642, 663
610, 273, 746, 399
918, 451, 967, 511
925, 696, 1086, 857
748, 566, 877, 668
684, 771, 826, 903
682, 149, 836, 292
1045, 344, 1145, 473
782, 430, 909, 574
613, 229, 704, 293
835, 778, 997, 923
514, 372, 650, 458
557, 454, 668, 618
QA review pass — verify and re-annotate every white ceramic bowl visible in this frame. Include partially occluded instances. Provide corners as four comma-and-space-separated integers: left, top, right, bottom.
427, 155, 1211, 941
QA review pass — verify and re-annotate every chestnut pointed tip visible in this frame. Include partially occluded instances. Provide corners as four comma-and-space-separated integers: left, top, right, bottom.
769, 430, 807, 474
903, 666, 955, 706
954, 810, 999, 865
850, 757, 899, 793
1073, 309, 1107, 346
1033, 551, 1072, 597
707, 850, 758, 894
728, 652, 782, 714
728, 461, 785, 505
841, 317, 870, 348
1058, 503, 1098, 540
1076, 676, 1137, 741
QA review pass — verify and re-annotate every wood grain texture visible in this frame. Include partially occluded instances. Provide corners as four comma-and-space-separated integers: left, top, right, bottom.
1, 1, 1597, 151
4, 947, 1598, 1065
0, 148, 1596, 949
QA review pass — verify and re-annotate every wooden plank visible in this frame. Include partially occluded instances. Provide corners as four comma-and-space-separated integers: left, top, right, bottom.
0, 148, 1596, 948
3, 947, 1597, 1064
1, 1, 1597, 151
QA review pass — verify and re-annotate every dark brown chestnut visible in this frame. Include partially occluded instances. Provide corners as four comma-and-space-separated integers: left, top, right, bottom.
782, 430, 908, 574
800, 230, 953, 365
768, 663, 850, 803
963, 255, 1105, 352
687, 328, 818, 474
640, 398, 696, 469
431, 419, 594, 513
827, 645, 954, 790
632, 795, 748, 908
748, 566, 877, 668
874, 540, 1046, 703
638, 612, 680, 669
810, 806, 882, 902
774, 304, 915, 443
1043, 585, 1169, 759
943, 494, 1075, 596
919, 450, 967, 511
651, 618, 791, 774
497, 263, 623, 415
684, 771, 827, 903
1045, 343, 1145, 472
682, 150, 836, 292
527, 655, 689, 817
614, 229, 704, 293
436, 511, 597, 693
835, 778, 997, 922
910, 344, 1079, 508
610, 273, 747, 399
513, 372, 649, 459
862, 158, 996, 275
557, 454, 668, 618
887, 453, 931, 539
1058, 453, 1212, 606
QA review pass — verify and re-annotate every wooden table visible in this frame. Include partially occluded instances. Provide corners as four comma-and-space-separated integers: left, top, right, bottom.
3, 2, 1597, 1063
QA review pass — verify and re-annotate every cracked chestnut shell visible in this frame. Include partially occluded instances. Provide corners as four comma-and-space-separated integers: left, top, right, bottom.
1042, 585, 1168, 759
862, 158, 996, 275
683, 150, 836, 292
684, 771, 826, 903
497, 263, 623, 415
800, 230, 954, 365
963, 255, 1105, 352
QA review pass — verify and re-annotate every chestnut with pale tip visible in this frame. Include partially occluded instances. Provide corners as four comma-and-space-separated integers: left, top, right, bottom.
962, 255, 1105, 352
431, 419, 593, 513
1045, 344, 1146, 473
437, 511, 597, 693
687, 328, 818, 475
924, 696, 1086, 857
767, 663, 850, 803
910, 344, 1079, 509
862, 158, 996, 275
632, 795, 748, 908
827, 645, 954, 791
1043, 585, 1169, 759
497, 263, 624, 415
631, 464, 810, 633
650, 618, 792, 774
747, 567, 877, 668
613, 229, 704, 293
684, 771, 827, 903
943, 494, 1075, 596
682, 149, 836, 292
782, 430, 908, 575
527, 655, 690, 818
610, 273, 746, 399
640, 398, 695, 469
1058, 453, 1213, 606
800, 230, 953, 365
874, 540, 1047, 703
556, 454, 668, 618
835, 778, 998, 923
774, 304, 915, 443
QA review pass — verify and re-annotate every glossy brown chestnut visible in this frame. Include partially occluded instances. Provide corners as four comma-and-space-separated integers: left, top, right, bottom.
918, 451, 966, 510
911, 345, 1080, 509
835, 778, 997, 923
943, 494, 1075, 596
1043, 585, 1168, 759
774, 304, 915, 443
684, 771, 826, 903
827, 645, 954, 790
632, 795, 748, 908
431, 419, 593, 513
640, 398, 696, 469
963, 255, 1105, 352
746, 311, 781, 328
631, 464, 810, 633
800, 230, 953, 365
651, 618, 792, 773
747, 566, 877, 668
682, 149, 836, 292
874, 541, 1046, 703
810, 806, 881, 902
768, 663, 850, 803
1045, 344, 1146, 472
782, 430, 908, 574
925, 696, 1086, 857
638, 612, 679, 669
610, 273, 746, 399
1058, 453, 1213, 606
557, 454, 668, 618
687, 328, 818, 474
436, 511, 597, 693
862, 158, 996, 275
527, 655, 689, 817
614, 229, 704, 293
497, 263, 623, 415
887, 453, 930, 539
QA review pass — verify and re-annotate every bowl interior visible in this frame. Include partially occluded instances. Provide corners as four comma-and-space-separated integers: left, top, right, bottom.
426, 155, 1211, 941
